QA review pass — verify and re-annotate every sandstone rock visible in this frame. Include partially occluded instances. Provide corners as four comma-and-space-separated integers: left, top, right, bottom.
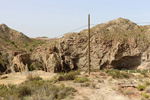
11, 53, 31, 72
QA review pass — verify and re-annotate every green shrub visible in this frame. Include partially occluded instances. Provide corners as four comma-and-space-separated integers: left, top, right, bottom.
137, 84, 146, 91
105, 69, 130, 79
29, 64, 35, 71
18, 85, 31, 97
73, 77, 89, 83
58, 71, 80, 81
10, 41, 15, 45
129, 70, 136, 73
26, 73, 42, 81
136, 69, 141, 73
122, 69, 128, 72
14, 44, 17, 48
30, 48, 33, 52
142, 92, 150, 99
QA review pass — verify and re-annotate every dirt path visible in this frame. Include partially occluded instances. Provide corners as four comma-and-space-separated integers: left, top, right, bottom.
63, 80, 131, 100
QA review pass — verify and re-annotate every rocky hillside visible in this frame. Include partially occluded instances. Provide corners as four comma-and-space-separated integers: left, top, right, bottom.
0, 24, 45, 74
0, 24, 30, 43
57, 18, 150, 71
0, 24, 45, 52
1, 18, 150, 74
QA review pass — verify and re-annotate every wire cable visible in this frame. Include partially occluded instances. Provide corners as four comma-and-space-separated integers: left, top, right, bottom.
53, 25, 88, 38
52, 21, 150, 38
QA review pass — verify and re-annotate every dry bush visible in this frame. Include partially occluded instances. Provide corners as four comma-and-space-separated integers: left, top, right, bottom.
123, 89, 134, 95
18, 85, 31, 97
0, 80, 76, 100
80, 82, 90, 87
73, 77, 89, 83
26, 73, 42, 81
57, 70, 80, 81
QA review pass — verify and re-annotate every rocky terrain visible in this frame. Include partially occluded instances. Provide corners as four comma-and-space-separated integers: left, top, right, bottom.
0, 18, 150, 100
1, 69, 150, 100
0, 18, 150, 75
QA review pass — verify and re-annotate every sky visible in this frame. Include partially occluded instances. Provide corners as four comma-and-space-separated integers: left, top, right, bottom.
0, 0, 150, 38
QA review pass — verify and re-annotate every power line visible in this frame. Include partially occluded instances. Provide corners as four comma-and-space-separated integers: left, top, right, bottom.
53, 25, 88, 38
67, 25, 88, 33
53, 21, 150, 38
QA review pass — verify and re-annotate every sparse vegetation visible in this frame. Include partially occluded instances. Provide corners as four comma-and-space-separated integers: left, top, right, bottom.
14, 44, 17, 47
137, 84, 146, 91
57, 71, 80, 81
0, 79, 76, 100
105, 69, 130, 79
73, 77, 89, 83
26, 73, 42, 81
24, 43, 29, 47
10, 41, 15, 45
30, 48, 33, 51
142, 92, 150, 99
80, 82, 91, 87
18, 85, 32, 97
123, 89, 134, 95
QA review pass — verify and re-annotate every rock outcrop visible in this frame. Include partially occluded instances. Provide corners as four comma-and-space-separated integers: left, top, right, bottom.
1, 18, 150, 74
56, 18, 150, 70
11, 53, 31, 72
28, 18, 150, 72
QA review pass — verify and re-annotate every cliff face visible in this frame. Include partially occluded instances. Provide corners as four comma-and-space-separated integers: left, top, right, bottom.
59, 18, 150, 70
29, 18, 150, 72
1, 18, 150, 74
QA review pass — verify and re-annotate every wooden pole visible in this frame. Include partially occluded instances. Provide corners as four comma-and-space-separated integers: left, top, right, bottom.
88, 14, 91, 75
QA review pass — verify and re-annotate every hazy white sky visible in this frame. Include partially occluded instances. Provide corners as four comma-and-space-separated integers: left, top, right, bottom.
0, 0, 150, 38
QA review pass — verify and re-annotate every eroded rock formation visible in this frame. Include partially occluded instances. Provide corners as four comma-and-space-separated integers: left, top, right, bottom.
1, 18, 150, 74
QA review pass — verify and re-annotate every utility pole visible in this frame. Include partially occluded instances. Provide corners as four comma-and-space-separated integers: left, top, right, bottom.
88, 14, 91, 75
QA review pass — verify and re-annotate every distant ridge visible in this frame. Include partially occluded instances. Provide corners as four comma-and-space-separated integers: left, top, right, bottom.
0, 24, 30, 43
